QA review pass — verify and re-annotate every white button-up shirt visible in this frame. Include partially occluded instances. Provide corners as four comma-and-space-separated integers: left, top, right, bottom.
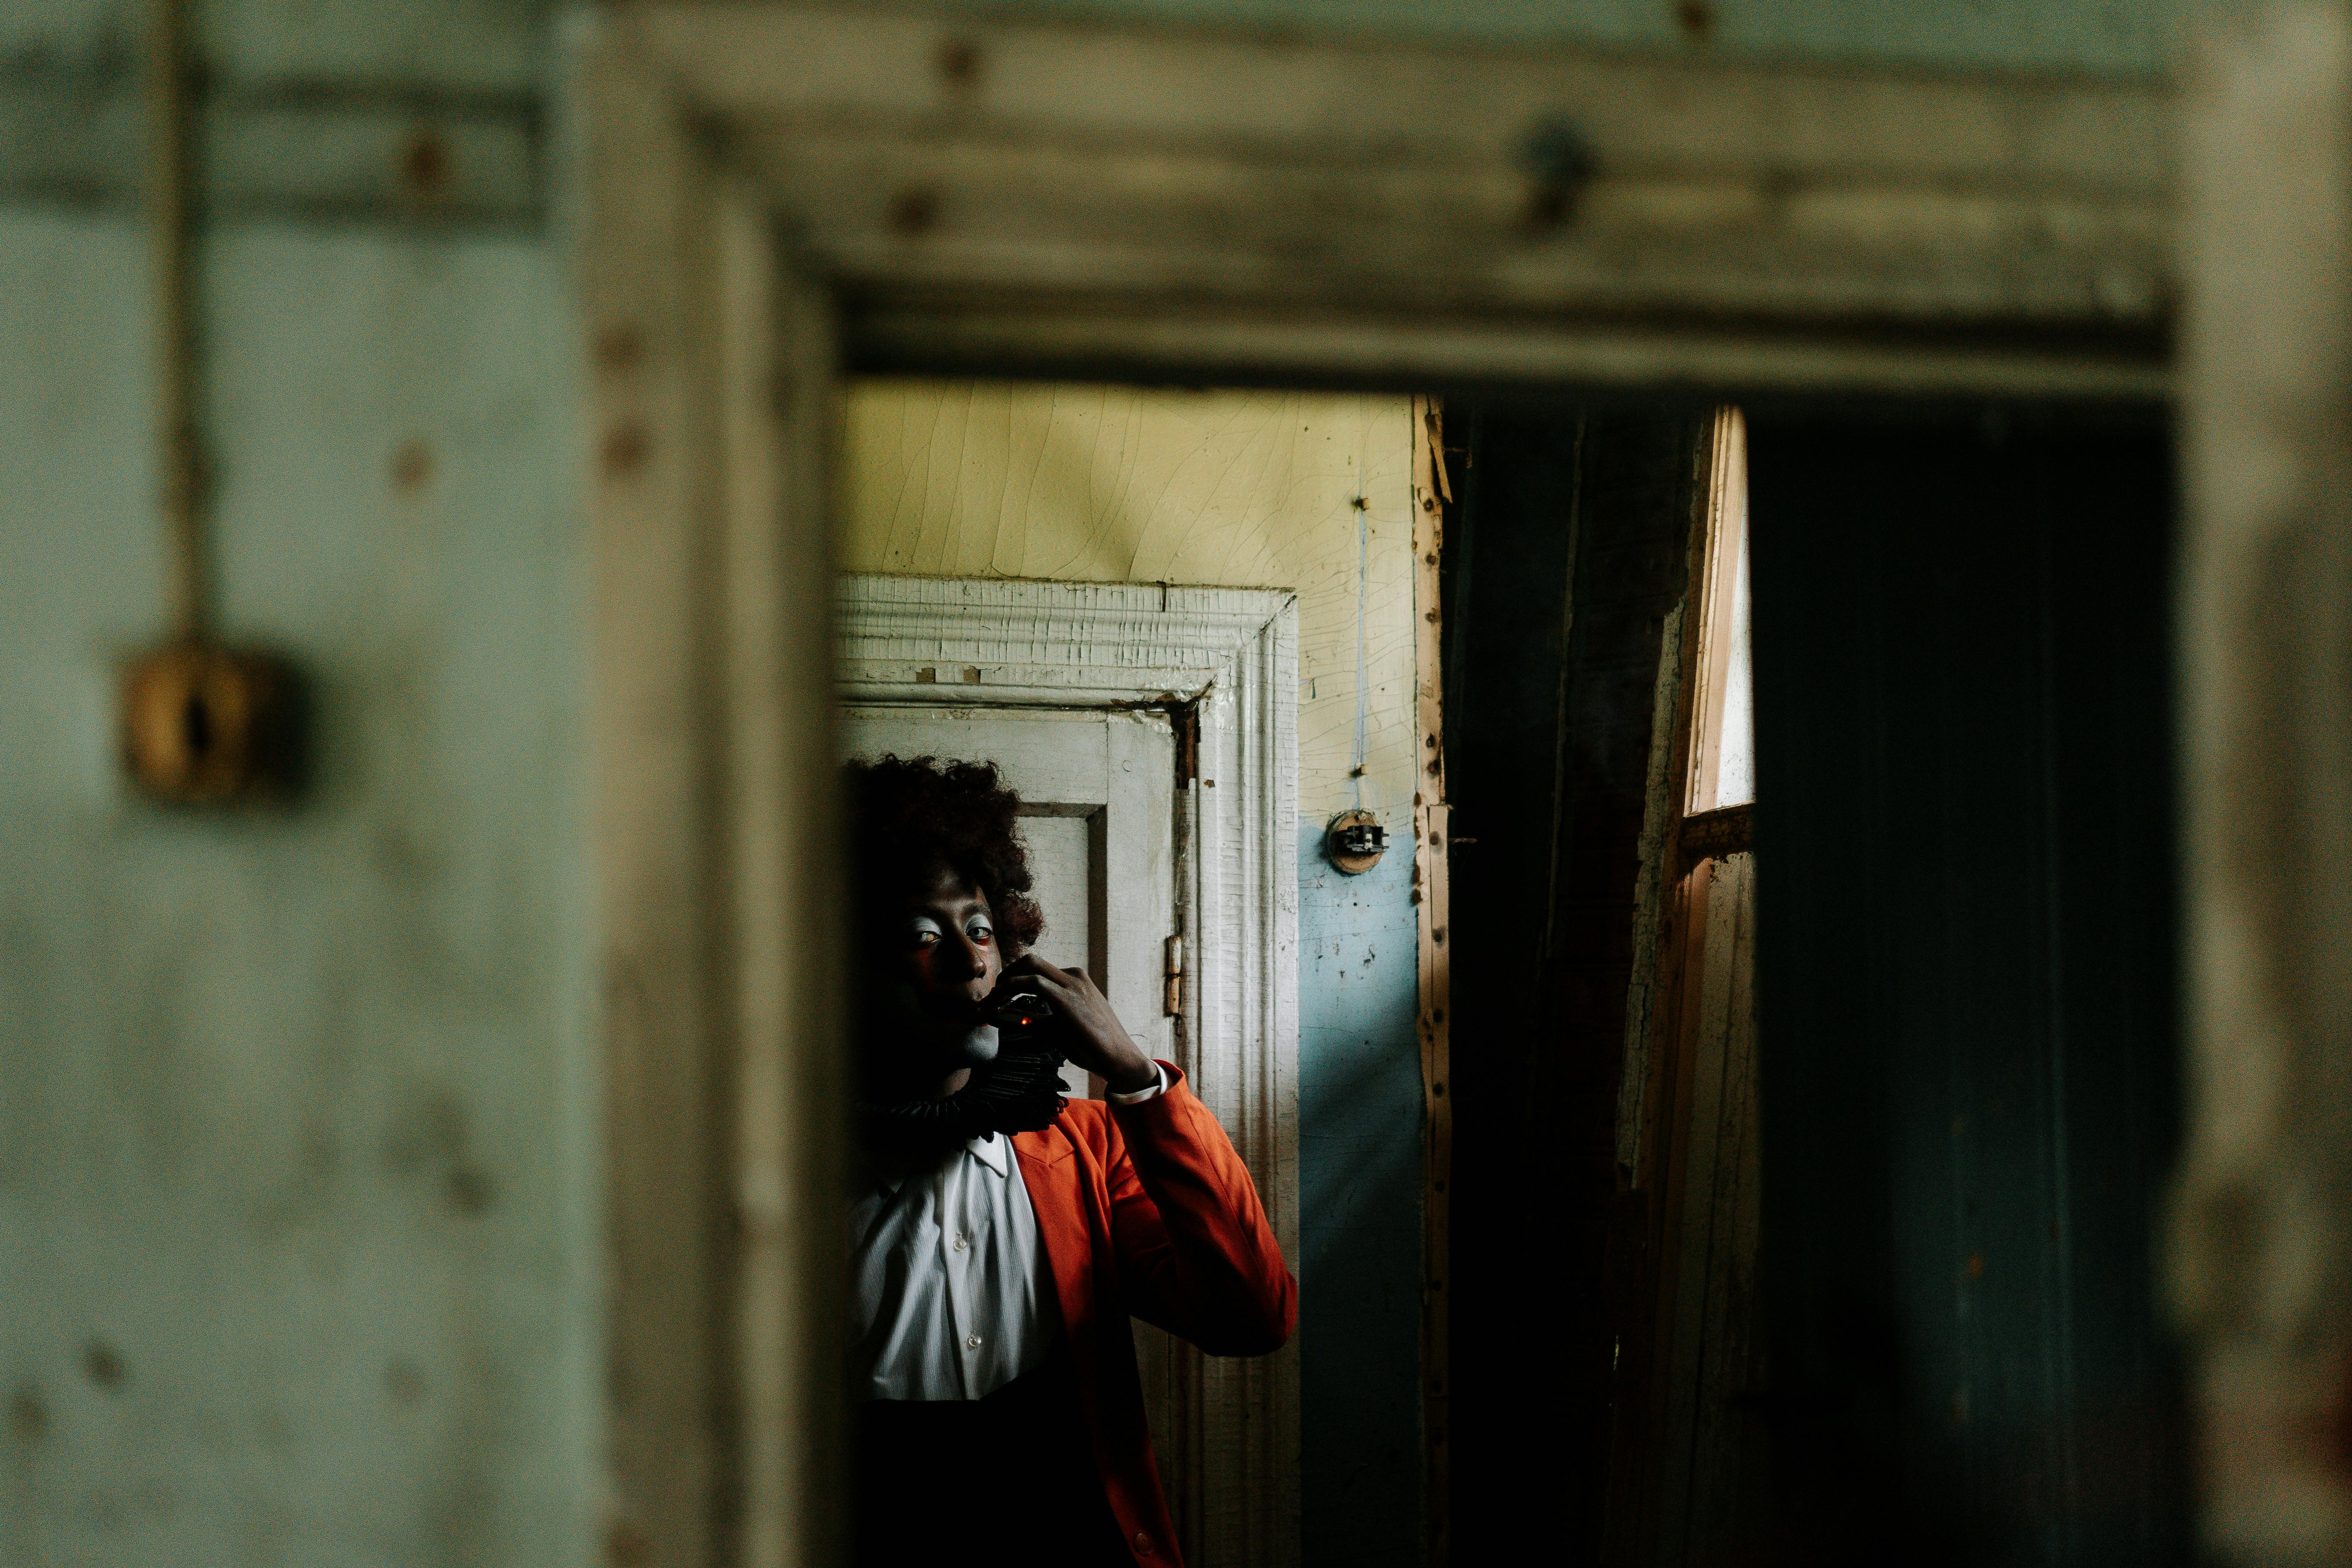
849, 1066, 1168, 1402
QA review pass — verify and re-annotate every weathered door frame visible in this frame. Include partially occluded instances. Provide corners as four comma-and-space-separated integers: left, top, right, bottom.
2170, 7, 2352, 1560
835, 573, 1302, 1568
1604, 409, 1764, 1564
569, 6, 2177, 1566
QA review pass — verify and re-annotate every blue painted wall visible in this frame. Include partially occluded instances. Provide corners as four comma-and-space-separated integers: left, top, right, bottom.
1298, 826, 1424, 1566
0, 208, 596, 1567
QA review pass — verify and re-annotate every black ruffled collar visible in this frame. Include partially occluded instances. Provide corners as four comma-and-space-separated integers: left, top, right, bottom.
856, 1043, 1068, 1155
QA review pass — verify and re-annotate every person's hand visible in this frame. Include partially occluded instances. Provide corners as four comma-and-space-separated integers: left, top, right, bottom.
998, 953, 1159, 1094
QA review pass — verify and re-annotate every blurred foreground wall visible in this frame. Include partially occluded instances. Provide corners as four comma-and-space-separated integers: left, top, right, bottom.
1, 2, 2186, 1565
1, 7, 598, 1565
0, 199, 595, 1563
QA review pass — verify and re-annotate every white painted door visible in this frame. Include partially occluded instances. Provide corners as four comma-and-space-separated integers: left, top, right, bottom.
841, 704, 1177, 1097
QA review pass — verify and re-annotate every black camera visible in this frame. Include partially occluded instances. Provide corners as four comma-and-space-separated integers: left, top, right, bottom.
987, 982, 1057, 1047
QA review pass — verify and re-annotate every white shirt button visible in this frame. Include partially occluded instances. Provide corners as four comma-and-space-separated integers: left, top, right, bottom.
965, 1334, 983, 1350
952, 1234, 968, 1251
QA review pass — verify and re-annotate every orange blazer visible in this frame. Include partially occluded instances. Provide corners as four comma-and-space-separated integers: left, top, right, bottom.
1011, 1063, 1296, 1567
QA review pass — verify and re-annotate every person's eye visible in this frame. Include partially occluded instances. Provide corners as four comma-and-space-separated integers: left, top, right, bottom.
965, 919, 994, 946
908, 916, 944, 948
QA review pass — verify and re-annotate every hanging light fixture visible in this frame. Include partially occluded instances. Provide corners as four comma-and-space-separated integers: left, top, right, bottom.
119, 0, 305, 805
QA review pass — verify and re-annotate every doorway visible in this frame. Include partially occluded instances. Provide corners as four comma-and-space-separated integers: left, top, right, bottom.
570, 10, 2180, 1567
836, 567, 1306, 1564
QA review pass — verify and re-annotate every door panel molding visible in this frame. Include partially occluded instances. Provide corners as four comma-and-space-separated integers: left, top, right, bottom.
838, 573, 1302, 1568
839, 575, 1304, 707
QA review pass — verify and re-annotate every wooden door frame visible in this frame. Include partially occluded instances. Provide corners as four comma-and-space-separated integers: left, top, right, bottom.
567, 7, 2176, 1566
835, 573, 1302, 1567
1602, 410, 1763, 1564
2170, 7, 2352, 1558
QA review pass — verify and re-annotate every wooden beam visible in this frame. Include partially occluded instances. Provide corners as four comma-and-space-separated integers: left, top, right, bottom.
1600, 410, 1723, 1565
2172, 5, 2352, 1559
1413, 396, 1454, 1567
576, 24, 729, 1566
715, 184, 849, 1568
848, 301, 2170, 400
636, 2, 2174, 391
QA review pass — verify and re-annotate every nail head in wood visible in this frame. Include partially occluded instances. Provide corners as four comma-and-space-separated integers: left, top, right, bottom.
938, 38, 982, 89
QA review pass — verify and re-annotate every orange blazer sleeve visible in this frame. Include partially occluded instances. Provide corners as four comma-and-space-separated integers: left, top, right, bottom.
1099, 1063, 1298, 1356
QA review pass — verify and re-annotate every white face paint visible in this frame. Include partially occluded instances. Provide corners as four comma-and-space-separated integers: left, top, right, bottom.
906, 912, 998, 958
900, 912, 1000, 1065
954, 911, 1000, 1062
958, 1022, 1002, 1065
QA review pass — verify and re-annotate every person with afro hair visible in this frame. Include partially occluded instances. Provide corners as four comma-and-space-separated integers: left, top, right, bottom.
844, 754, 1294, 1568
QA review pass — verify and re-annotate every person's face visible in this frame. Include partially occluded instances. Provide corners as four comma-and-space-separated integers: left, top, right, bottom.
882, 863, 1004, 1069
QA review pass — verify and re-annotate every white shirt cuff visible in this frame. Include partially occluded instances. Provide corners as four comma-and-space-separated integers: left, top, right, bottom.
1105, 1061, 1169, 1105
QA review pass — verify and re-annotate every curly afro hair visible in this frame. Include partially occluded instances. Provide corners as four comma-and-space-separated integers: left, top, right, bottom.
844, 755, 1045, 954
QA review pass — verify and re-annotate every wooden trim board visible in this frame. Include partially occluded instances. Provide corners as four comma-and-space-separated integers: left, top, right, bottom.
616, 4, 2176, 398
577, 21, 849, 1568
578, 29, 734, 1568
1412, 399, 1454, 1565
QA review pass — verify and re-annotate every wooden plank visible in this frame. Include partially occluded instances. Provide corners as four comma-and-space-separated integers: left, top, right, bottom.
1649, 857, 1723, 1561
1198, 595, 1303, 1568
1601, 411, 1725, 1566
1613, 416, 1717, 1186
1681, 853, 1764, 1560
2172, 4, 2352, 1559
0, 66, 544, 224
581, 21, 850, 1568
714, 181, 848, 1568
1647, 854, 1766, 1565
1412, 396, 1453, 1566
636, 6, 2169, 191
575, 23, 728, 1568
849, 301, 2171, 402
628, 2, 2175, 393
728, 123, 2167, 322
